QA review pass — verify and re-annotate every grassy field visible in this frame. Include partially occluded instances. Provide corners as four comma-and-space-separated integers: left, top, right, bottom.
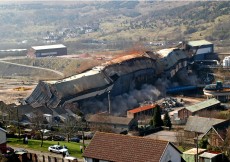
7, 138, 88, 158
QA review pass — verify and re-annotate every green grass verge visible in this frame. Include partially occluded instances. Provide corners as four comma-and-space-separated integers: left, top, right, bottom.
7, 138, 88, 158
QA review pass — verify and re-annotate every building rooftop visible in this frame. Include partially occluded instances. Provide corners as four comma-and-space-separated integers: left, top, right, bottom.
185, 98, 220, 113
83, 132, 181, 162
183, 148, 206, 155
0, 127, 7, 133
199, 152, 221, 159
87, 114, 134, 125
127, 104, 157, 114
103, 52, 150, 66
31, 44, 66, 50
184, 116, 227, 133
187, 40, 213, 47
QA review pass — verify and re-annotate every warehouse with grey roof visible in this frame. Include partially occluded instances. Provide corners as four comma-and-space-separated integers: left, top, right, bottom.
27, 44, 67, 57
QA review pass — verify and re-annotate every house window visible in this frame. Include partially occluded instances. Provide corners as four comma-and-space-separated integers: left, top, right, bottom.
93, 159, 99, 162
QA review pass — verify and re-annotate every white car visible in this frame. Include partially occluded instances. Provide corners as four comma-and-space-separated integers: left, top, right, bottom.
48, 145, 68, 154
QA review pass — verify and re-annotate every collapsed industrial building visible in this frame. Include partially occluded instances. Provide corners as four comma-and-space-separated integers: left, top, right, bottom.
25, 40, 216, 113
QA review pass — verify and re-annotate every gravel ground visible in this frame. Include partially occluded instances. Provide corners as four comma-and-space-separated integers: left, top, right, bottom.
144, 130, 178, 143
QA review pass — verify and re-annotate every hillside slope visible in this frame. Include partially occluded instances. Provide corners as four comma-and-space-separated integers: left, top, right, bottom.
0, 1, 229, 53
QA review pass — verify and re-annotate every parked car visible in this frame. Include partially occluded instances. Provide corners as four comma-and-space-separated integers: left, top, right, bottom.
52, 135, 65, 141
70, 137, 80, 143
14, 148, 28, 155
7, 147, 14, 153
48, 145, 68, 154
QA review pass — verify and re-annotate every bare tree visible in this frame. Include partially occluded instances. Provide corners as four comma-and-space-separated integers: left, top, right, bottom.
60, 115, 79, 142
30, 111, 46, 147
175, 129, 187, 150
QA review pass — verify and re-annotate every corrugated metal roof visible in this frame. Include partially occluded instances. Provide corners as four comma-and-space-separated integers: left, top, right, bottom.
199, 152, 220, 159
185, 98, 220, 113
31, 44, 66, 50
188, 40, 213, 47
127, 104, 157, 113
104, 52, 148, 66
184, 116, 226, 133
160, 49, 188, 70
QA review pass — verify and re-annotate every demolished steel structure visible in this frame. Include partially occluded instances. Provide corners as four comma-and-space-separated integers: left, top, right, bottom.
25, 48, 189, 108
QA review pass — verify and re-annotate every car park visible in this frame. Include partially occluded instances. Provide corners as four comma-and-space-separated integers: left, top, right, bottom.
48, 145, 68, 154
69, 137, 80, 143
52, 135, 65, 141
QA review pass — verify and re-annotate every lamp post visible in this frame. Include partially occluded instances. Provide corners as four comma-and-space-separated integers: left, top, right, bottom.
108, 91, 111, 114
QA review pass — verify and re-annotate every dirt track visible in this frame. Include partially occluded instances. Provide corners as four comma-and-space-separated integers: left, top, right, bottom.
0, 78, 36, 104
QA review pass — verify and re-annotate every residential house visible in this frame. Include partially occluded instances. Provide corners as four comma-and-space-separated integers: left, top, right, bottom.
86, 114, 137, 134
202, 124, 230, 148
178, 98, 220, 123
0, 127, 7, 153
83, 132, 184, 162
18, 104, 77, 125
184, 116, 229, 138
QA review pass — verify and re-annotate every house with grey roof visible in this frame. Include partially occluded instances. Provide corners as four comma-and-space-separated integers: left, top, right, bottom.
201, 122, 230, 148
86, 114, 137, 134
184, 116, 229, 138
83, 132, 184, 162
178, 98, 220, 123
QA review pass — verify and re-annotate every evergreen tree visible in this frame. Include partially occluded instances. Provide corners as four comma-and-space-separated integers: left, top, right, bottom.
151, 105, 163, 127
163, 111, 172, 130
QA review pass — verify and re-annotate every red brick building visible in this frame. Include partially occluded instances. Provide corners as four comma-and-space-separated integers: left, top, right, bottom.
127, 104, 158, 119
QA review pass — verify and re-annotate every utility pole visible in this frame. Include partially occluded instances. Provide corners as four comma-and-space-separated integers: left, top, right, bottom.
196, 132, 199, 162
108, 91, 111, 114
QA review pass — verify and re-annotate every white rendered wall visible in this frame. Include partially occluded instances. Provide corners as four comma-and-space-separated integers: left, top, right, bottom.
160, 144, 181, 162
